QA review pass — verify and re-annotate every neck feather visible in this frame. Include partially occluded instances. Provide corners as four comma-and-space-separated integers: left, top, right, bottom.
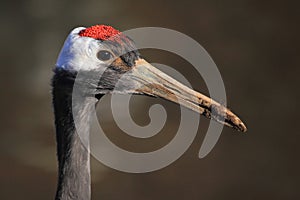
52, 70, 96, 200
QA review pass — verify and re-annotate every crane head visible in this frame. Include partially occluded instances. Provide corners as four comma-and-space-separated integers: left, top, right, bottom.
56, 25, 247, 132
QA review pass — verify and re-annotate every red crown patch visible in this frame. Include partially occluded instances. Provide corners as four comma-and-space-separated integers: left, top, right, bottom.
78, 25, 121, 40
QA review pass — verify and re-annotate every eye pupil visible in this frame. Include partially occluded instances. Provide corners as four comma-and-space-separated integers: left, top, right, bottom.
97, 50, 112, 61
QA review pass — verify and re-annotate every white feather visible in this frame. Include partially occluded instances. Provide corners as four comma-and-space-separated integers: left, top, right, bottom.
56, 27, 106, 71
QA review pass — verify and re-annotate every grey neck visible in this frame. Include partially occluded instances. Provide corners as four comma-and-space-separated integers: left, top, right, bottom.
53, 81, 97, 200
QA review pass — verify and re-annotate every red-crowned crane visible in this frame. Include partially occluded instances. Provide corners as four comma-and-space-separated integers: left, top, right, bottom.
52, 25, 247, 200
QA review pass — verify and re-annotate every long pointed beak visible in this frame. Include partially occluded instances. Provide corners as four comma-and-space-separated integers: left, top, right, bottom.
128, 59, 247, 132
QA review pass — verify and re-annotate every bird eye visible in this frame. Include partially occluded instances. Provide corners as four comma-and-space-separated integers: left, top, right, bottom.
97, 50, 113, 61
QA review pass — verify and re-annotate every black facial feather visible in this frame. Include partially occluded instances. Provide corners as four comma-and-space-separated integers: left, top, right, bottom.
98, 35, 140, 67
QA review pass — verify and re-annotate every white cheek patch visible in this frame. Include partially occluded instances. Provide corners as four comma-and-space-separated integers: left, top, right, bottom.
56, 27, 104, 71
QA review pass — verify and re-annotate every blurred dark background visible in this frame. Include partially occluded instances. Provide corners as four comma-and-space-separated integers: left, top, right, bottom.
1, 0, 299, 199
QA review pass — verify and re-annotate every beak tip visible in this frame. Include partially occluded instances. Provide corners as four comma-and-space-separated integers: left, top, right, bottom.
239, 122, 247, 132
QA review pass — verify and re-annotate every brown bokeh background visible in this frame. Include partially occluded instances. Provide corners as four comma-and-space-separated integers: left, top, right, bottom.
1, 0, 299, 199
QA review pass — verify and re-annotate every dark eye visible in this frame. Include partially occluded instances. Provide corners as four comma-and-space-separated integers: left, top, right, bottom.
97, 50, 112, 61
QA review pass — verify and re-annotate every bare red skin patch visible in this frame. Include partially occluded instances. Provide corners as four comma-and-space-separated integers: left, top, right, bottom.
78, 25, 121, 40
